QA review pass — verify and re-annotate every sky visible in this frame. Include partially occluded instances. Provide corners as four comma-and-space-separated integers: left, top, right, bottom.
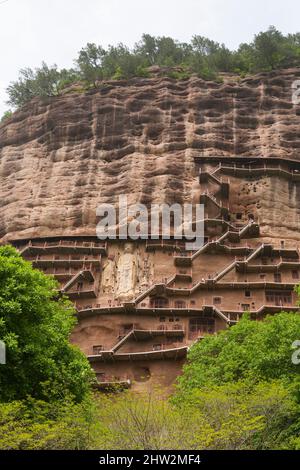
0, 0, 299, 116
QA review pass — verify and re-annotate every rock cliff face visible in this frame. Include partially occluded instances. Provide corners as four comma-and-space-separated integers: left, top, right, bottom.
1, 67, 300, 243
1, 68, 300, 390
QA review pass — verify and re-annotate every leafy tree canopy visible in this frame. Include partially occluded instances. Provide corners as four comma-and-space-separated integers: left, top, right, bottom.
5, 26, 300, 109
0, 110, 12, 122
174, 309, 300, 449
6, 63, 79, 108
0, 245, 94, 402
1, 253, 300, 449
177, 312, 300, 391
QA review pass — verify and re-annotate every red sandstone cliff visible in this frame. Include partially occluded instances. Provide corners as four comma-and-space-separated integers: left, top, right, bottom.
1, 67, 300, 243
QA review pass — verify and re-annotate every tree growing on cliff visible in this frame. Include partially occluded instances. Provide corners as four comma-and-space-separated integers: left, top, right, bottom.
0, 110, 12, 123
102, 43, 145, 79
76, 43, 106, 85
235, 26, 300, 72
0, 245, 94, 402
5, 27, 300, 109
6, 63, 78, 108
249, 26, 295, 71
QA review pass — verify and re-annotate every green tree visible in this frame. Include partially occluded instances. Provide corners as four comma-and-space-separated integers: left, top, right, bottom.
135, 34, 191, 67
134, 34, 158, 65
0, 245, 94, 402
76, 43, 106, 85
5, 27, 300, 110
94, 389, 214, 450
177, 312, 300, 391
102, 44, 146, 80
0, 110, 13, 123
154, 37, 191, 67
176, 380, 300, 450
191, 35, 221, 56
250, 26, 295, 71
0, 397, 98, 450
6, 63, 78, 108
95, 386, 272, 450
174, 310, 300, 449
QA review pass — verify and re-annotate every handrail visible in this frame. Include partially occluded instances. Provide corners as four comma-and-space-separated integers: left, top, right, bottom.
216, 163, 300, 180
19, 240, 107, 255
173, 221, 259, 271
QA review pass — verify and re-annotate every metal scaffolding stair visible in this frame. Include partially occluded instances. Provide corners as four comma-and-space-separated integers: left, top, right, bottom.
174, 220, 257, 267
61, 268, 95, 294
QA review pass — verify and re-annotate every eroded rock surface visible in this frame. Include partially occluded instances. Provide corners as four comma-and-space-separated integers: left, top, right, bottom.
1, 68, 300, 243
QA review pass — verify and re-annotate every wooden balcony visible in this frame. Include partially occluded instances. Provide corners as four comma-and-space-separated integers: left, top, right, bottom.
76, 303, 205, 318
173, 271, 193, 282
95, 375, 131, 391
217, 163, 300, 181
146, 239, 186, 252
174, 252, 193, 267
38, 267, 80, 280
222, 304, 300, 321
194, 155, 300, 171
76, 304, 124, 318
215, 281, 296, 289
26, 255, 101, 268
18, 239, 107, 255
237, 259, 300, 273
88, 346, 188, 363
65, 285, 98, 299
129, 328, 185, 340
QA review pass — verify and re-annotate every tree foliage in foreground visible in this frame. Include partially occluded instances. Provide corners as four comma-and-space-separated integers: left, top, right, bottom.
0, 398, 97, 450
1, 245, 300, 449
5, 26, 300, 109
174, 311, 300, 449
1, 379, 300, 450
0, 245, 94, 402
177, 312, 300, 390
1, 309, 300, 449
0, 110, 12, 122
93, 387, 266, 450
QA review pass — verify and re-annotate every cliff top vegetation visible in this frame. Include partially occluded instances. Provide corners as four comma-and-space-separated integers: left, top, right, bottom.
2, 26, 300, 117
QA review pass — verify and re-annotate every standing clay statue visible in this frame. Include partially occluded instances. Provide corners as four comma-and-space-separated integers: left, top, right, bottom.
101, 255, 116, 294
140, 255, 154, 288
115, 243, 138, 301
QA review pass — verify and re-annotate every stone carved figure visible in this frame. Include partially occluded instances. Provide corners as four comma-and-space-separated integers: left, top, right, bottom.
115, 243, 138, 301
140, 255, 154, 288
101, 255, 116, 294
